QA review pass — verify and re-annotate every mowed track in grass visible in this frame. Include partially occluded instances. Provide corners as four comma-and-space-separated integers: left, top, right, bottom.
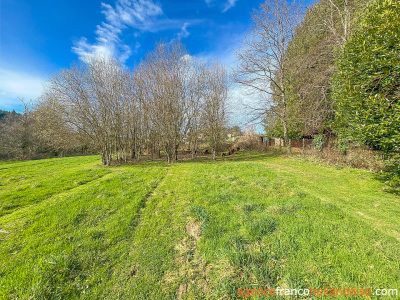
0, 153, 399, 299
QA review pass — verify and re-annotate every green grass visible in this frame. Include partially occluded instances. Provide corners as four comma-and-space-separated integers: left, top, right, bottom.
0, 152, 399, 299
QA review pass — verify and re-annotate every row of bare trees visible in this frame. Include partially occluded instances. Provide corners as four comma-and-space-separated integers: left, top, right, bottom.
38, 41, 228, 165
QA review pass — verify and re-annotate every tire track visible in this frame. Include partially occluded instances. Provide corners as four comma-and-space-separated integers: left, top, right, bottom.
129, 169, 171, 231
0, 171, 113, 222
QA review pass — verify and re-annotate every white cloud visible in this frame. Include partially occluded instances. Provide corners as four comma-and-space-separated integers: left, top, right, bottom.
0, 69, 44, 109
100, 0, 163, 28
179, 22, 190, 38
205, 0, 238, 13
222, 0, 238, 13
73, 0, 163, 63
73, 0, 200, 63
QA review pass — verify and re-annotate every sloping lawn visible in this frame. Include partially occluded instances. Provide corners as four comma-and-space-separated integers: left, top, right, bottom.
0, 153, 399, 299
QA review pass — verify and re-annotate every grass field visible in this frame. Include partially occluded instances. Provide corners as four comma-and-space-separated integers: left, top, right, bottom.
0, 152, 399, 299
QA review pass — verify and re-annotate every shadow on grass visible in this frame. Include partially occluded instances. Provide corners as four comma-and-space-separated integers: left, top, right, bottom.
107, 151, 285, 169
373, 165, 400, 196
175, 151, 284, 165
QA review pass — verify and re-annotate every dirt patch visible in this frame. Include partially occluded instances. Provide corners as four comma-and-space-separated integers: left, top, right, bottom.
129, 264, 138, 277
205, 258, 234, 280
185, 220, 202, 240
166, 218, 234, 297
177, 283, 188, 300
164, 218, 208, 297
174, 237, 196, 256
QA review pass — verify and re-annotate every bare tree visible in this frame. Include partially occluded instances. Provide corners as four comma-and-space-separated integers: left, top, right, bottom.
235, 0, 303, 153
45, 56, 137, 165
137, 41, 203, 163
203, 62, 228, 160
183, 58, 208, 158
33, 95, 83, 156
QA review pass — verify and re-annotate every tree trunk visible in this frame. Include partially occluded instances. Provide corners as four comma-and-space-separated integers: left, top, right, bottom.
212, 149, 217, 160
282, 119, 291, 154
131, 148, 136, 160
174, 144, 179, 161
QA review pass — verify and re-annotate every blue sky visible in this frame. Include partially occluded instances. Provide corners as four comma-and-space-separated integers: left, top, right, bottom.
0, 0, 268, 110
